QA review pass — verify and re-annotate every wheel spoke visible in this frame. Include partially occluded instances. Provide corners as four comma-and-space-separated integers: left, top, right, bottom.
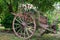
16, 26, 21, 33
15, 18, 22, 23
21, 17, 25, 21
24, 28, 26, 38
18, 16, 25, 22
28, 28, 33, 34
14, 23, 20, 25
29, 27, 34, 31
19, 17, 23, 22
25, 28, 30, 37
17, 29, 21, 33
15, 26, 20, 30
27, 26, 34, 30
31, 28, 34, 31
27, 22, 33, 25
20, 30, 23, 35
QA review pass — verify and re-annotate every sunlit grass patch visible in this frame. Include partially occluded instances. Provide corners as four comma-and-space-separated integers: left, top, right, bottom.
0, 26, 5, 30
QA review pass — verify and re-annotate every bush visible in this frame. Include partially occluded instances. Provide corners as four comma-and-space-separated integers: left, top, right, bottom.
0, 18, 2, 24
2, 13, 14, 29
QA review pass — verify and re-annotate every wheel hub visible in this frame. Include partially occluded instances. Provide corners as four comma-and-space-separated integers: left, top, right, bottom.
21, 22, 27, 27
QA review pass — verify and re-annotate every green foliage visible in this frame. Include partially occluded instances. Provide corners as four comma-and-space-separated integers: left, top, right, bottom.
26, 0, 60, 12
2, 13, 14, 29
17, 0, 60, 12
0, 0, 60, 29
0, 5, 2, 14
0, 0, 14, 29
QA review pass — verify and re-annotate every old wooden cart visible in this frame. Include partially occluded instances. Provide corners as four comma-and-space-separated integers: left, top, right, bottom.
12, 3, 57, 40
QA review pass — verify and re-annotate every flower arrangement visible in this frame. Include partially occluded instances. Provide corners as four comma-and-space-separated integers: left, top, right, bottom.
18, 3, 38, 12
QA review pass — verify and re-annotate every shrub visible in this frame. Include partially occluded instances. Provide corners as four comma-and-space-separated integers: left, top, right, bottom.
2, 13, 14, 29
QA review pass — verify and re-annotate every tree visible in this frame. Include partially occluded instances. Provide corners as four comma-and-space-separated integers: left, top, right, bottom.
0, 0, 60, 29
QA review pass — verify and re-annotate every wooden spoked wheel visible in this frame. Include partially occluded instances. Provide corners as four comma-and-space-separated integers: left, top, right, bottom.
12, 13, 36, 39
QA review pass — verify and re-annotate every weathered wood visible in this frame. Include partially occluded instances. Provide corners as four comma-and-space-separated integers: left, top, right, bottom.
39, 15, 47, 24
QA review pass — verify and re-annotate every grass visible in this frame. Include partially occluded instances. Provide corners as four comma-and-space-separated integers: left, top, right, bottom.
30, 34, 60, 40
0, 32, 22, 40
0, 26, 5, 30
0, 32, 60, 40
0, 27, 60, 40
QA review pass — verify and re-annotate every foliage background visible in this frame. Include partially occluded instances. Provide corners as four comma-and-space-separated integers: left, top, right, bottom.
0, 0, 60, 29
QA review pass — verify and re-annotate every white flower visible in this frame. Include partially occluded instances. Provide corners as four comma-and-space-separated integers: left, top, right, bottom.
27, 4, 33, 9
18, 3, 37, 11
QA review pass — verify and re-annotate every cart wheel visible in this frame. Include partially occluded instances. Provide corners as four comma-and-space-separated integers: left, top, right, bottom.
12, 13, 36, 39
